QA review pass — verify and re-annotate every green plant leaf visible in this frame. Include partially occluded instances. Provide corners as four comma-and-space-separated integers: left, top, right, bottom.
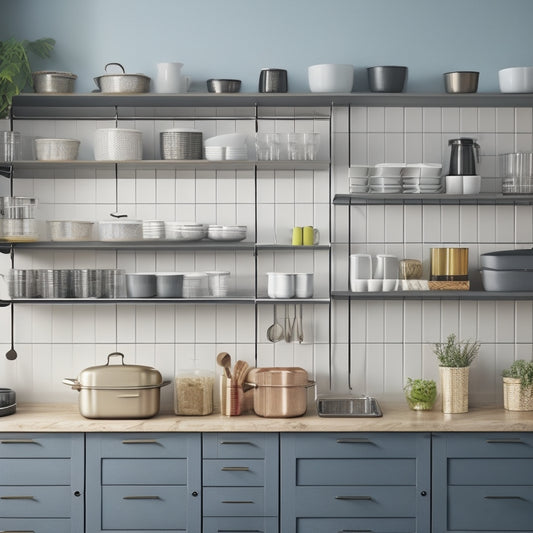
25, 38, 55, 59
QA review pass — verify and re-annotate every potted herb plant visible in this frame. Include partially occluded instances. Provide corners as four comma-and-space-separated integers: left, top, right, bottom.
502, 359, 533, 411
404, 378, 437, 411
434, 333, 480, 413
0, 37, 55, 119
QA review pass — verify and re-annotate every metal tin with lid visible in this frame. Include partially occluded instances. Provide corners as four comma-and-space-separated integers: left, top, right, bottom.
63, 352, 170, 419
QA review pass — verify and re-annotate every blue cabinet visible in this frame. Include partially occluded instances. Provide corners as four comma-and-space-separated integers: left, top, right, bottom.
85, 433, 201, 533
0, 433, 84, 533
202, 433, 279, 533
280, 432, 431, 533
432, 433, 533, 533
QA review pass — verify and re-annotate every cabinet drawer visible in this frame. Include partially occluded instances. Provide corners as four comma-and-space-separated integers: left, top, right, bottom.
435, 432, 533, 458
449, 458, 533, 485
0, 434, 82, 459
0, 486, 71, 518
203, 459, 265, 486
448, 486, 533, 531
283, 433, 423, 459
0, 458, 72, 485
0, 518, 72, 533
203, 433, 277, 459
203, 487, 274, 517
296, 458, 416, 486
89, 432, 196, 458
295, 517, 416, 533
102, 458, 187, 485
203, 516, 278, 533
293, 486, 416, 518
101, 485, 187, 530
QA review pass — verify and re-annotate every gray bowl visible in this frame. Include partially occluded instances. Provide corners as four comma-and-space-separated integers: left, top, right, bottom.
207, 79, 241, 93
367, 66, 408, 93
444, 71, 479, 93
126, 273, 156, 298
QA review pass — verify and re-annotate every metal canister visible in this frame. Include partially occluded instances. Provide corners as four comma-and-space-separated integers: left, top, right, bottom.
431, 247, 469, 281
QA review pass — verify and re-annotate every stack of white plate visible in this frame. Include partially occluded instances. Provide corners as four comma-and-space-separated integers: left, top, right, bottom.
225, 146, 248, 160
204, 146, 226, 161
165, 222, 207, 241
401, 163, 443, 193
207, 225, 247, 241
204, 133, 249, 161
160, 129, 203, 160
142, 220, 165, 240
182, 272, 208, 298
348, 165, 371, 193
368, 164, 404, 193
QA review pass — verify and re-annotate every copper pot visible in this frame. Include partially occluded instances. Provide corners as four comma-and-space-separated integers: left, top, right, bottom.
247, 367, 314, 418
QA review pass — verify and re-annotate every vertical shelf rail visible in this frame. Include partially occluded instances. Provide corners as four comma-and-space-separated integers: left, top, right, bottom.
254, 104, 260, 366
347, 103, 353, 390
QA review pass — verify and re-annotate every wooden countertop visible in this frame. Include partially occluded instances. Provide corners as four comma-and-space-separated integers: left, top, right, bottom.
0, 402, 532, 432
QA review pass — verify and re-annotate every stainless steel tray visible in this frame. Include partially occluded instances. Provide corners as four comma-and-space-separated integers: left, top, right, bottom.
316, 396, 383, 417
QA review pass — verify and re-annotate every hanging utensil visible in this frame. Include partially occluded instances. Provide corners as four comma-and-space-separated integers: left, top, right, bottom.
284, 304, 296, 343
5, 306, 17, 360
266, 305, 284, 342
296, 304, 304, 344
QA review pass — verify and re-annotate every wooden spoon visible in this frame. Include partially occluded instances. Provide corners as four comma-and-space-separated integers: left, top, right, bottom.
216, 352, 232, 379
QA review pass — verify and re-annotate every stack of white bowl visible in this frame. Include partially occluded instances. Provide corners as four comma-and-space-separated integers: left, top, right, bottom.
205, 271, 231, 297
369, 163, 404, 193
207, 225, 247, 241
204, 133, 249, 161
402, 163, 443, 193
348, 165, 370, 193
142, 220, 165, 240
165, 222, 207, 241
182, 272, 209, 297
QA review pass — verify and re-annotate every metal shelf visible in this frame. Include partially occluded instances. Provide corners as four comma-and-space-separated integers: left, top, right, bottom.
4, 159, 329, 174
256, 297, 330, 304
333, 193, 533, 205
11, 92, 533, 112
332, 290, 533, 301
255, 244, 330, 251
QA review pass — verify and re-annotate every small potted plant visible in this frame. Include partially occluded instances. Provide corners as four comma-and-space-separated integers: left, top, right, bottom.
434, 333, 480, 413
0, 37, 55, 119
404, 378, 437, 411
502, 359, 533, 411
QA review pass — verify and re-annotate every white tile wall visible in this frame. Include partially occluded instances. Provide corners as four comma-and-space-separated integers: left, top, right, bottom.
1, 105, 532, 409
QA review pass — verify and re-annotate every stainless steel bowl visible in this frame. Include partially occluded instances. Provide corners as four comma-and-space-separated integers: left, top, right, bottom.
32, 71, 77, 93
444, 71, 479, 93
94, 62, 150, 93
206, 79, 241, 93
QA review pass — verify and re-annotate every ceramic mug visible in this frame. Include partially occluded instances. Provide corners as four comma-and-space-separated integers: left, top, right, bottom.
303, 226, 320, 246
292, 226, 303, 246
374, 254, 399, 279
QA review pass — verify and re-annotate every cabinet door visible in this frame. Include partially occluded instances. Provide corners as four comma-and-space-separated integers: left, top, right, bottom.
433, 432, 533, 533
86, 433, 201, 533
0, 433, 84, 533
280, 432, 431, 533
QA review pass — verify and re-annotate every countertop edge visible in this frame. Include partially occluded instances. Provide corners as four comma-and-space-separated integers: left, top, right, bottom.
1, 403, 533, 433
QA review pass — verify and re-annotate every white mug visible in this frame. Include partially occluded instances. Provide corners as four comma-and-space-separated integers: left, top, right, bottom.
462, 175, 481, 194
154, 62, 190, 93
374, 254, 399, 280
350, 254, 372, 291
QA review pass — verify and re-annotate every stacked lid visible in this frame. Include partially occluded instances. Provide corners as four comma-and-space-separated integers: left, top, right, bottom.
165, 222, 207, 241
160, 129, 203, 160
142, 220, 166, 240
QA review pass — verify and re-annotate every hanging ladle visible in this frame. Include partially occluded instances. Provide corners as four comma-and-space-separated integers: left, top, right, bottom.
6, 306, 17, 360
266, 305, 284, 343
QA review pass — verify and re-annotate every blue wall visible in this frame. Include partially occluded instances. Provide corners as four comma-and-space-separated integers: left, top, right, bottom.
2, 0, 533, 93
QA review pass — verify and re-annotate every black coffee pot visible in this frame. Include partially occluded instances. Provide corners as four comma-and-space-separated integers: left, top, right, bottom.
448, 138, 480, 175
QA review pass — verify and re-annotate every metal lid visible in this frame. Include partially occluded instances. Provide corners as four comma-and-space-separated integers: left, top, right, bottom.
33, 71, 78, 79
76, 352, 163, 388
448, 137, 477, 145
251, 367, 309, 386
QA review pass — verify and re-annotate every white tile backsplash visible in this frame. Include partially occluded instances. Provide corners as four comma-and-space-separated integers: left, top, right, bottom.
3, 105, 532, 409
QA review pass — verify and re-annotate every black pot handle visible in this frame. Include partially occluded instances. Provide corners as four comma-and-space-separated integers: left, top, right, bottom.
104, 62, 126, 74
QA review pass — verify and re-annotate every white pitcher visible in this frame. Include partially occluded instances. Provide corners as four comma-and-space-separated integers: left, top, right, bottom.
154, 62, 190, 93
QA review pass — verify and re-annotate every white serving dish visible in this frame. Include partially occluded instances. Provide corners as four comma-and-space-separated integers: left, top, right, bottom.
308, 64, 354, 93
207, 225, 247, 241
498, 66, 533, 93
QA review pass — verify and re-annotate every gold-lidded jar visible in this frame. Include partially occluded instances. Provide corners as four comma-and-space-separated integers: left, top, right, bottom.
431, 247, 469, 281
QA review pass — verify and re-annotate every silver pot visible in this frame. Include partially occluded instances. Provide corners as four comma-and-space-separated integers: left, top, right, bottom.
0, 388, 16, 417
94, 63, 151, 93
32, 71, 77, 93
63, 352, 169, 419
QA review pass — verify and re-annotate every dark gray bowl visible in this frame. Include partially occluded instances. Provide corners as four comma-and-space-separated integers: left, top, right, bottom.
0, 388, 16, 417
367, 66, 408, 92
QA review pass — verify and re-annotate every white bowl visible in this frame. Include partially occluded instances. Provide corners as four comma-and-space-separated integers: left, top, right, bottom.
403, 163, 442, 178
371, 163, 405, 177
498, 67, 533, 93
308, 64, 354, 93
35, 138, 80, 161
348, 165, 369, 177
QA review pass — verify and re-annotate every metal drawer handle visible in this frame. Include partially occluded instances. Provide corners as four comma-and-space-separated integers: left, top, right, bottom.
336, 438, 373, 444
220, 441, 254, 445
221, 500, 255, 504
484, 495, 525, 500
0, 530, 36, 533
0, 496, 36, 500
0, 439, 39, 445
486, 439, 525, 444
121, 439, 160, 445
123, 495, 161, 500
340, 530, 373, 532
221, 466, 250, 471
335, 496, 373, 501
218, 530, 263, 532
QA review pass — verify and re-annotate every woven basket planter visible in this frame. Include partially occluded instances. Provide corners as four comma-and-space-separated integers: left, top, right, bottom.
503, 377, 533, 411
440, 366, 470, 414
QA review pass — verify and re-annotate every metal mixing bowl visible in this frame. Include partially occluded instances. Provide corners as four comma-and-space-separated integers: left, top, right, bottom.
444, 71, 479, 93
206, 79, 241, 93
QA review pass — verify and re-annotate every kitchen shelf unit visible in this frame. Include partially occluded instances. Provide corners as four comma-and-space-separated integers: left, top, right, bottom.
2, 94, 334, 364
331, 290, 533, 301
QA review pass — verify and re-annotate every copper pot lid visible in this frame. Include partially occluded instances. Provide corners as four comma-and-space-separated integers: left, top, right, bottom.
249, 367, 309, 386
